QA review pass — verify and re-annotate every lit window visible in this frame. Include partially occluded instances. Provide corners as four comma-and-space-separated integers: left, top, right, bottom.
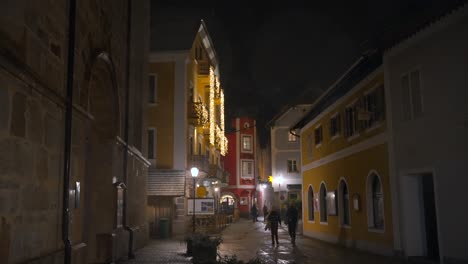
242, 135, 252, 152
241, 160, 254, 178
288, 132, 297, 142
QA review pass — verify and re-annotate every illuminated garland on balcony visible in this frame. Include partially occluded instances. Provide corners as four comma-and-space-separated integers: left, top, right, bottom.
220, 89, 227, 155
194, 102, 209, 125
209, 67, 215, 145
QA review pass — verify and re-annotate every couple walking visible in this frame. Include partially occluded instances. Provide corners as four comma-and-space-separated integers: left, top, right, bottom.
264, 202, 299, 246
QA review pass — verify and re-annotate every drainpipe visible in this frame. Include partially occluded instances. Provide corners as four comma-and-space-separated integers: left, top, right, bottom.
122, 0, 135, 259
62, 0, 77, 264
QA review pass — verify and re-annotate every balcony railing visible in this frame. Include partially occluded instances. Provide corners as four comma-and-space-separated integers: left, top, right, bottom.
198, 61, 210, 75
188, 102, 209, 127
189, 155, 210, 174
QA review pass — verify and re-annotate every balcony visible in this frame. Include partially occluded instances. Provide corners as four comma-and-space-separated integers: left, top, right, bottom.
189, 155, 210, 174
208, 164, 229, 184
198, 61, 210, 75
188, 102, 209, 127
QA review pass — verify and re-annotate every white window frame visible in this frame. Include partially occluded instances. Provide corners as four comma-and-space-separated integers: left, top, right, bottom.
148, 74, 158, 104
307, 185, 315, 222
287, 159, 298, 173
338, 178, 351, 228
288, 131, 297, 142
329, 112, 341, 140
241, 134, 253, 153
401, 68, 423, 121
366, 170, 385, 232
240, 159, 254, 179
314, 125, 323, 148
319, 182, 328, 224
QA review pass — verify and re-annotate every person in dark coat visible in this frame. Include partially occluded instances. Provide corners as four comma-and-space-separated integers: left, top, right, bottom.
250, 204, 258, 222
286, 202, 299, 244
267, 206, 282, 246
262, 203, 268, 222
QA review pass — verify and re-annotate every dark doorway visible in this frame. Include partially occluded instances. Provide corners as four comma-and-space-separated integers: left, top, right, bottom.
422, 174, 439, 260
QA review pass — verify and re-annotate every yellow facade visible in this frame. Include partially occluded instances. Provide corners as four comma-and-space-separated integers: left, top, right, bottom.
300, 69, 394, 254
147, 62, 175, 168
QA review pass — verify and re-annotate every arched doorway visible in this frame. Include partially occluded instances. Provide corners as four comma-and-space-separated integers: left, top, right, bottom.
219, 194, 236, 215
82, 53, 121, 263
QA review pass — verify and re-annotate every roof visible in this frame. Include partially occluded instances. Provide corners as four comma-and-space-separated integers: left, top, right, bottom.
380, 1, 467, 51
266, 104, 312, 128
292, 49, 382, 130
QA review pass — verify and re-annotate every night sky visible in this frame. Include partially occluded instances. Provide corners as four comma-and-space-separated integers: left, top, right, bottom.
150, 1, 464, 144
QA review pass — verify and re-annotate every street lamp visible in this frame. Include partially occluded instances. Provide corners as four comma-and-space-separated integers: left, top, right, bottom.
214, 187, 219, 213
191, 167, 199, 233
276, 176, 284, 217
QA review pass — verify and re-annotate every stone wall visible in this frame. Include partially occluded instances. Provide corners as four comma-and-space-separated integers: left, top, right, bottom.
0, 0, 150, 263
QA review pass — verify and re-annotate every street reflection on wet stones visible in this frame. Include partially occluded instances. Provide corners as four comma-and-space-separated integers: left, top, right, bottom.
119, 218, 410, 264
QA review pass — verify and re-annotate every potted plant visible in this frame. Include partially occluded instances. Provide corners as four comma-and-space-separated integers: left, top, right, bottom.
185, 232, 222, 263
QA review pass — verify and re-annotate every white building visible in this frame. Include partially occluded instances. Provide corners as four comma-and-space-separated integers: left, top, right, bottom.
269, 105, 312, 203
384, 4, 468, 263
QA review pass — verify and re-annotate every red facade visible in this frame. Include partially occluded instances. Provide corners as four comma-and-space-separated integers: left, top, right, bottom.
222, 117, 257, 218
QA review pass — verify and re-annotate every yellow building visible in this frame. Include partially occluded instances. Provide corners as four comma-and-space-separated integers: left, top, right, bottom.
292, 51, 394, 255
147, 20, 228, 236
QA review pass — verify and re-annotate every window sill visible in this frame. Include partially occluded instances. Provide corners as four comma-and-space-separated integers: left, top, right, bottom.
365, 122, 382, 133
346, 133, 360, 142
315, 143, 322, 149
319, 221, 328, 225
330, 134, 341, 141
340, 224, 351, 229
307, 220, 315, 224
368, 227, 385, 233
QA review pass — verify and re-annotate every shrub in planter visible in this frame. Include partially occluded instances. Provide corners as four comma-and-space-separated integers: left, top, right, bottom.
184, 233, 222, 263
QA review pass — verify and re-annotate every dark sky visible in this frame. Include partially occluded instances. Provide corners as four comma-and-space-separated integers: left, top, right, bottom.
151, 2, 463, 144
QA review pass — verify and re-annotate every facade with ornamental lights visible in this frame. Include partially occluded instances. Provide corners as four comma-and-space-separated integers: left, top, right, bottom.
147, 19, 228, 236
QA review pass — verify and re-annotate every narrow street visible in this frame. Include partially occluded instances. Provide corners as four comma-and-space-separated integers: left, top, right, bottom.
118, 218, 410, 264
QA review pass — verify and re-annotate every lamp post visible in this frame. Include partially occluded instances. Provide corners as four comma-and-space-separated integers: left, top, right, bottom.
277, 176, 284, 217
191, 167, 199, 233
214, 187, 219, 213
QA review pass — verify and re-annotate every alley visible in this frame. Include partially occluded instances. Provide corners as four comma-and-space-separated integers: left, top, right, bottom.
118, 218, 410, 264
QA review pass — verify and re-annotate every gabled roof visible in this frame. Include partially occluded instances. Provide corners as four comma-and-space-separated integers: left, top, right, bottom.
266, 104, 312, 128
292, 49, 382, 130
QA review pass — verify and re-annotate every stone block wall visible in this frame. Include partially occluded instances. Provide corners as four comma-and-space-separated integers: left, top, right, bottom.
0, 0, 150, 263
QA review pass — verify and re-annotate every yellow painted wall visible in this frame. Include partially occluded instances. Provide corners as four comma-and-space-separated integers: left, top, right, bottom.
301, 74, 385, 165
300, 71, 393, 248
302, 143, 393, 246
147, 62, 174, 168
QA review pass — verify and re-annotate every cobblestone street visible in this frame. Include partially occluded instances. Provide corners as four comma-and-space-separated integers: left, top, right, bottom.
118, 218, 410, 264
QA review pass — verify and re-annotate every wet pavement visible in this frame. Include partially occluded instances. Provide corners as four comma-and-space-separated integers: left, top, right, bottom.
118, 217, 410, 263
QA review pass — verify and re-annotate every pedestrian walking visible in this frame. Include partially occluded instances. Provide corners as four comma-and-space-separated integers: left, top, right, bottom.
250, 204, 258, 222
267, 206, 281, 246
286, 202, 299, 244
262, 203, 268, 222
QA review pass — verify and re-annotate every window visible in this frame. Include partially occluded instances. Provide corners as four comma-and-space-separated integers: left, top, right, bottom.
148, 74, 157, 103
339, 180, 350, 226
147, 129, 156, 159
242, 135, 252, 152
367, 172, 384, 229
320, 183, 327, 222
306, 134, 313, 160
314, 126, 323, 146
308, 186, 314, 221
288, 132, 297, 142
345, 103, 357, 137
361, 85, 385, 129
401, 70, 423, 121
241, 160, 254, 178
329, 114, 341, 137
287, 159, 298, 173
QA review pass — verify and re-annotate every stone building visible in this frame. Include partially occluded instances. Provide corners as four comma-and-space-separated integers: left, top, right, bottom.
0, 0, 150, 263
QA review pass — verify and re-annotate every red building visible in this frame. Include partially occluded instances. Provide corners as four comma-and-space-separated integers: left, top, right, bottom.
222, 117, 260, 218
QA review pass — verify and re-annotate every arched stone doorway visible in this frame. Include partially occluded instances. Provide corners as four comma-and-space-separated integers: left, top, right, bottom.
82, 53, 122, 263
